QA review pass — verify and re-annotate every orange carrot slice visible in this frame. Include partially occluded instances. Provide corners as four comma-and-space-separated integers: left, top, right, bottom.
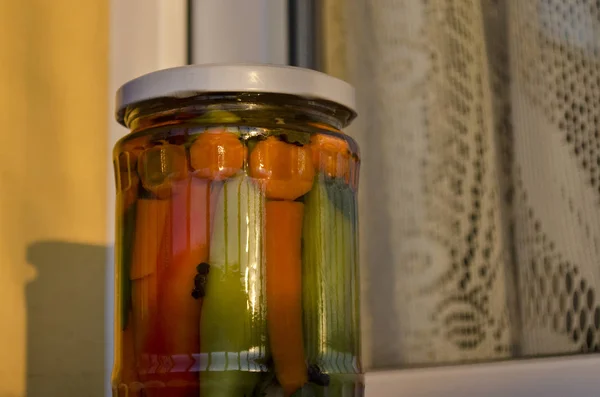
266, 201, 308, 396
154, 178, 217, 395
310, 133, 352, 182
249, 136, 314, 200
189, 128, 246, 180
130, 198, 171, 382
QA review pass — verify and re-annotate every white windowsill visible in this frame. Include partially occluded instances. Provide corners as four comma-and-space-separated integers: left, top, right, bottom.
366, 355, 600, 397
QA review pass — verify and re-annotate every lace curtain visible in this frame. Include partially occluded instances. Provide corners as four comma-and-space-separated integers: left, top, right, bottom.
323, 0, 600, 369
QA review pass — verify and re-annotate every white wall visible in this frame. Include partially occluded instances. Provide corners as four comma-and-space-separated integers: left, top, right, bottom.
0, 1, 108, 396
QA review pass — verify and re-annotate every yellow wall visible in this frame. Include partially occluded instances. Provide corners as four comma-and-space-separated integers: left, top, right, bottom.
0, 1, 109, 396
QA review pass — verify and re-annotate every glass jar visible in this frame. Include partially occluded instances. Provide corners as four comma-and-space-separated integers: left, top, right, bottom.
112, 64, 362, 397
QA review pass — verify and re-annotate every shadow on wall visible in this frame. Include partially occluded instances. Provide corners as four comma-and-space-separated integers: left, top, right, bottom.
26, 241, 107, 397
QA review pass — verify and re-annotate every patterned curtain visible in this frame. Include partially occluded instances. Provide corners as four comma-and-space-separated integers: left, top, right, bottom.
323, 0, 600, 369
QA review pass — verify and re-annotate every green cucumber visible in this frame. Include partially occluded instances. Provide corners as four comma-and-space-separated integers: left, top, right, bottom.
200, 175, 268, 396
302, 176, 361, 379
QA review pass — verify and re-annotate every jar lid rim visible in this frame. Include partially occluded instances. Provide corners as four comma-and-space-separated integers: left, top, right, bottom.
115, 63, 356, 125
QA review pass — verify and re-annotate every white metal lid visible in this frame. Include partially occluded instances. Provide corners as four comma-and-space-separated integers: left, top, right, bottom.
115, 63, 356, 124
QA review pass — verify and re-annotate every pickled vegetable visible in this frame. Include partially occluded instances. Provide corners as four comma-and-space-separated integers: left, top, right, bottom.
190, 128, 247, 180
116, 144, 144, 211
137, 144, 188, 199
310, 134, 352, 182
266, 201, 308, 396
153, 177, 214, 396
249, 136, 314, 200
114, 148, 141, 391
302, 176, 362, 395
249, 136, 315, 395
200, 175, 267, 397
117, 308, 138, 392
130, 198, 170, 383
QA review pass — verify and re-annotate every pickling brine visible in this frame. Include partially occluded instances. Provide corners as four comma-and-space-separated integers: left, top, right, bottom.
112, 64, 363, 397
